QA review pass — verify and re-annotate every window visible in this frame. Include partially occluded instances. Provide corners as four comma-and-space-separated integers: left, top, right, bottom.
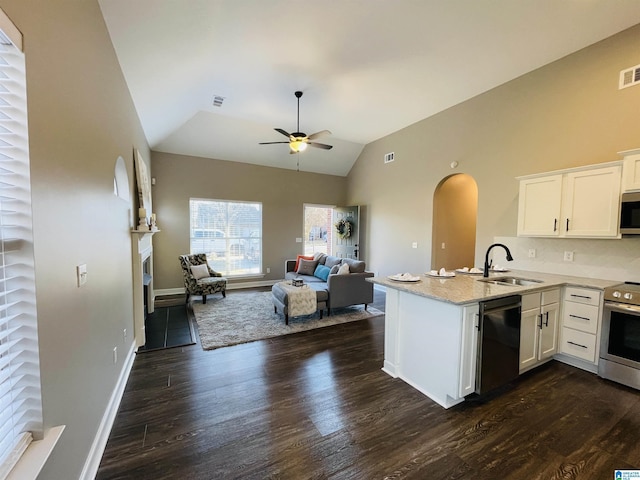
303, 205, 333, 256
0, 11, 44, 479
189, 199, 262, 276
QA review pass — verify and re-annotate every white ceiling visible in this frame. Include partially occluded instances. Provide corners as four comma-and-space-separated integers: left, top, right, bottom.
98, 0, 640, 176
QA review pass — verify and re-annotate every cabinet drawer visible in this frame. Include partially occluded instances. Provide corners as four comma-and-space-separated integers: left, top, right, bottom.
560, 327, 597, 363
564, 287, 601, 307
562, 302, 599, 334
541, 289, 560, 306
522, 292, 541, 311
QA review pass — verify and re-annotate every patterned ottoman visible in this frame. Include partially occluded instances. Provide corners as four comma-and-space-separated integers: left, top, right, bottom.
271, 281, 329, 325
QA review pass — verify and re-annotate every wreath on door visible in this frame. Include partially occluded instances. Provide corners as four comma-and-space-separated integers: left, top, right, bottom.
334, 218, 353, 239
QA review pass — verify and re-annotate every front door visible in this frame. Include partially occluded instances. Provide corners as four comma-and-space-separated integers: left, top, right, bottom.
332, 205, 360, 259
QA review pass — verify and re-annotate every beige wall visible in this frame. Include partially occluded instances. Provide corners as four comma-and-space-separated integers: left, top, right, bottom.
151, 151, 347, 289
0, 0, 149, 478
347, 23, 640, 277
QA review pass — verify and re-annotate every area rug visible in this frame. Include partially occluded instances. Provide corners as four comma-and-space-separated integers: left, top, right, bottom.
191, 290, 383, 350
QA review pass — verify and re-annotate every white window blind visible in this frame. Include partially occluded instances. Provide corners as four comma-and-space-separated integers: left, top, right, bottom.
189, 199, 262, 276
0, 17, 43, 480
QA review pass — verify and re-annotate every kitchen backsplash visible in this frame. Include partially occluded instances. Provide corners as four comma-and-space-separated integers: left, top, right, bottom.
493, 236, 640, 283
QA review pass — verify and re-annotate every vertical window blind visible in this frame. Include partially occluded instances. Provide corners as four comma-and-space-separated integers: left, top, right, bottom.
0, 19, 43, 480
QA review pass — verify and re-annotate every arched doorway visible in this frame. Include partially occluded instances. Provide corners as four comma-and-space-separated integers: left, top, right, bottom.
431, 173, 478, 270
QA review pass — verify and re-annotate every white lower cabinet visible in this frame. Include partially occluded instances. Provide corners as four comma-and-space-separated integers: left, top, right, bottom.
519, 289, 560, 373
459, 304, 480, 398
559, 286, 602, 365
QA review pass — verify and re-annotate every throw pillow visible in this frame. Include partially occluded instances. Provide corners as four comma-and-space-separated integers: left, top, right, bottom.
190, 263, 210, 280
294, 254, 314, 272
313, 264, 331, 281
313, 252, 327, 263
297, 258, 318, 276
337, 263, 350, 275
342, 258, 366, 273
330, 264, 340, 275
324, 255, 342, 268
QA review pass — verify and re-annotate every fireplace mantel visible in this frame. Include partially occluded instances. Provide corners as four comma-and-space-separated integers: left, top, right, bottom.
131, 230, 159, 347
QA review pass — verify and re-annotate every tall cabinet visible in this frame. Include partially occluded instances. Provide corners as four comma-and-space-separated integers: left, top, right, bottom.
517, 162, 622, 238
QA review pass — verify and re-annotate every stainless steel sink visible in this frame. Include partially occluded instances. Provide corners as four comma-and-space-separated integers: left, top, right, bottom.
477, 276, 543, 287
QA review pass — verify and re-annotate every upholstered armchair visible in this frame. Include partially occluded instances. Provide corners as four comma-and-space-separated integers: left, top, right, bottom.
178, 254, 227, 304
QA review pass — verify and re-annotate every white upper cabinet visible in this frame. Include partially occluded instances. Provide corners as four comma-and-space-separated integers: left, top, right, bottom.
517, 162, 622, 238
517, 175, 563, 236
562, 166, 622, 237
620, 148, 640, 192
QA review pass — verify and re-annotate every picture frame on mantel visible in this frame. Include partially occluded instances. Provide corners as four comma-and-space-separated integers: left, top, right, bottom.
134, 149, 152, 223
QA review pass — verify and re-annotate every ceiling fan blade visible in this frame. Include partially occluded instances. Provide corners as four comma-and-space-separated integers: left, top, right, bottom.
307, 130, 331, 141
308, 142, 333, 150
259, 141, 290, 145
275, 128, 292, 139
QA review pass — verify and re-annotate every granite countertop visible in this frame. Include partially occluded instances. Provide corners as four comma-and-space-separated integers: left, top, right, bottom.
368, 269, 620, 305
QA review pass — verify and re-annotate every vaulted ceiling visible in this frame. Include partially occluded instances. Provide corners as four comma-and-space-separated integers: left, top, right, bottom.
99, 0, 640, 176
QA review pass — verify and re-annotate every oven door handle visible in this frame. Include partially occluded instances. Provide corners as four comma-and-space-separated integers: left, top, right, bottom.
605, 302, 640, 314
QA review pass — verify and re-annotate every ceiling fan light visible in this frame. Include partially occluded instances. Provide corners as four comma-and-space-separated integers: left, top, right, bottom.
290, 140, 307, 153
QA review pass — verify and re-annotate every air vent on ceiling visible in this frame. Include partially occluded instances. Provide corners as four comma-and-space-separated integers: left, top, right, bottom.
212, 95, 225, 107
619, 64, 640, 90
384, 152, 395, 164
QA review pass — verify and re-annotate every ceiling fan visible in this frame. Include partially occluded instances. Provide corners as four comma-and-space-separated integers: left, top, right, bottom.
259, 91, 333, 154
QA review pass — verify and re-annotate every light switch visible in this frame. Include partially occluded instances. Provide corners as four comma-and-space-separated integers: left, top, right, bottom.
77, 264, 87, 287
412, 242, 418, 249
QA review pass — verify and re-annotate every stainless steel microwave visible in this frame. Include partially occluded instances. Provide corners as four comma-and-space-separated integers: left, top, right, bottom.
620, 192, 640, 234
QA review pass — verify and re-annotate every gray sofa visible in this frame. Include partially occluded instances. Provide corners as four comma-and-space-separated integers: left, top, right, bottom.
284, 254, 374, 312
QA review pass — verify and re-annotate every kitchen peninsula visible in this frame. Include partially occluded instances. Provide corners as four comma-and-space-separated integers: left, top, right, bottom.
369, 271, 618, 408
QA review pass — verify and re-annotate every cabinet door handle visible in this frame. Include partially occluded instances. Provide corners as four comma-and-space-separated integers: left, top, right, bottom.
538, 313, 543, 329
567, 341, 588, 349
570, 294, 592, 300
475, 313, 480, 331
553, 218, 557, 232
544, 311, 549, 327
569, 314, 591, 321
566, 218, 570, 231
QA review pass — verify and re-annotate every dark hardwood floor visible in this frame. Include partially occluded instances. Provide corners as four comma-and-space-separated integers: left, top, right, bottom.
97, 287, 640, 479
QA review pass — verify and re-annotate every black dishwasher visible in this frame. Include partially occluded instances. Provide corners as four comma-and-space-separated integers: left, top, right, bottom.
475, 295, 522, 395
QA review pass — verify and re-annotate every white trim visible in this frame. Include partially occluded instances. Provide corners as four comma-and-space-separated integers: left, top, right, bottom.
6, 426, 65, 480
516, 160, 622, 180
79, 341, 136, 480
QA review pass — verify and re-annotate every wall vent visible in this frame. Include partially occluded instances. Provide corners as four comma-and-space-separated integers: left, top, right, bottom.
212, 95, 225, 107
619, 64, 640, 89
384, 152, 395, 164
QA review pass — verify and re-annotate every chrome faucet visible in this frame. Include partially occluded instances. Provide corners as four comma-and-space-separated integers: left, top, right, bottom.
483, 243, 514, 277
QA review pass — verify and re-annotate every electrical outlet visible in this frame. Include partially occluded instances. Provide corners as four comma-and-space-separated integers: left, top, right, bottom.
412, 242, 418, 249
266, 267, 271, 273
77, 264, 87, 287
528, 249, 536, 258
441, 242, 446, 249
113, 346, 118, 364
123, 328, 127, 343
295, 237, 302, 243
563, 251, 574, 262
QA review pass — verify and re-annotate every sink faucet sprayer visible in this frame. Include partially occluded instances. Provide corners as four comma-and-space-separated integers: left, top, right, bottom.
483, 243, 514, 277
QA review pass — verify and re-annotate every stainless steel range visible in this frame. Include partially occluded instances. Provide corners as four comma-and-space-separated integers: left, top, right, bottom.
599, 282, 640, 390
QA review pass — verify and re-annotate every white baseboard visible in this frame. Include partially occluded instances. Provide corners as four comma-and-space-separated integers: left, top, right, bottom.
155, 279, 283, 298
79, 340, 136, 480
